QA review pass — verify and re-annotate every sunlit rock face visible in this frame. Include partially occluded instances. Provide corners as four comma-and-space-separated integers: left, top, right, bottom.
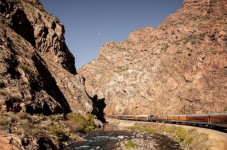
0, 0, 93, 115
79, 0, 227, 117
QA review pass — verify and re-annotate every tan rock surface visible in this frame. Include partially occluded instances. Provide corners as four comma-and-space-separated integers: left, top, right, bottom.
79, 0, 227, 116
1, 0, 76, 73
0, 0, 102, 149
0, 0, 93, 115
0, 131, 19, 150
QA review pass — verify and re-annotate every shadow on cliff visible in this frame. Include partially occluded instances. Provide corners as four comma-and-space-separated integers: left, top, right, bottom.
12, 9, 36, 47
32, 53, 71, 115
92, 95, 106, 123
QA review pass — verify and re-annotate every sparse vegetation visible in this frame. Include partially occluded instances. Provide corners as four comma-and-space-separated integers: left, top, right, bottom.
161, 44, 169, 52
0, 116, 9, 126
124, 141, 137, 148
49, 125, 69, 141
66, 113, 95, 133
15, 0, 21, 3
0, 19, 5, 24
128, 126, 156, 133
128, 125, 209, 149
176, 127, 188, 142
161, 125, 175, 133
183, 35, 197, 44
224, 106, 227, 112
174, 34, 198, 45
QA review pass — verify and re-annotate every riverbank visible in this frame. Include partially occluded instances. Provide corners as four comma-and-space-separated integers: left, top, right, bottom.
106, 118, 227, 150
66, 127, 183, 150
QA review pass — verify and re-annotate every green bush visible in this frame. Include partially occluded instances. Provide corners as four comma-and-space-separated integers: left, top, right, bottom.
175, 127, 188, 142
15, 0, 20, 3
49, 125, 68, 141
161, 126, 175, 133
128, 126, 139, 131
0, 19, 5, 24
67, 113, 87, 126
83, 125, 95, 133
66, 113, 95, 133
85, 113, 95, 126
124, 141, 137, 148
185, 133, 196, 144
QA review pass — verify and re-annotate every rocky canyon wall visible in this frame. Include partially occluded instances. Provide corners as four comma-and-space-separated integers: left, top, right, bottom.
0, 0, 94, 115
79, 0, 227, 116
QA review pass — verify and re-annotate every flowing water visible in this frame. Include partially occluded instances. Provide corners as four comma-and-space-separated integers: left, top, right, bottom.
65, 131, 183, 150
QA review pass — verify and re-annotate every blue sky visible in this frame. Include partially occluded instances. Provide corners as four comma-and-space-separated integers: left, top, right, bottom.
40, 0, 183, 69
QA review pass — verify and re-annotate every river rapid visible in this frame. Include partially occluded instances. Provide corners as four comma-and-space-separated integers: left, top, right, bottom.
65, 130, 183, 150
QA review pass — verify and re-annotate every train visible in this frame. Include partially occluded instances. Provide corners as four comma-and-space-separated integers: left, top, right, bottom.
108, 113, 227, 130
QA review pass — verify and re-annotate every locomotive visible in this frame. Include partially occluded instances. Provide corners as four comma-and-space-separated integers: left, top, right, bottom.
108, 113, 227, 130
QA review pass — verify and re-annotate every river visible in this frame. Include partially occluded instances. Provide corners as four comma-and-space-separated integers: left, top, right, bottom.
65, 130, 182, 150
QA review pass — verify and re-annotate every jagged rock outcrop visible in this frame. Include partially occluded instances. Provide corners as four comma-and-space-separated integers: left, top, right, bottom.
0, 0, 97, 149
0, 0, 93, 115
79, 0, 227, 116
1, 0, 76, 73
0, 24, 71, 114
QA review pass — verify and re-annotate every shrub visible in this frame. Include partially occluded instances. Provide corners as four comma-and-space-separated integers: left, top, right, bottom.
66, 113, 95, 133
224, 106, 227, 112
161, 126, 175, 133
18, 112, 30, 120
175, 127, 188, 142
15, 0, 20, 3
185, 133, 196, 144
67, 113, 86, 126
128, 126, 140, 131
85, 113, 95, 126
0, 117, 8, 126
49, 125, 68, 141
161, 44, 169, 52
21, 119, 33, 129
0, 19, 5, 24
124, 141, 137, 148
83, 125, 95, 133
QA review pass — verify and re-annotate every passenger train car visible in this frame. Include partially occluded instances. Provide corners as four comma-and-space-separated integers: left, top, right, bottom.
108, 113, 227, 130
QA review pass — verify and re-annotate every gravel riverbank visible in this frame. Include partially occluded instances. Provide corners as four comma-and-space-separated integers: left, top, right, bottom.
66, 130, 182, 150
106, 118, 227, 150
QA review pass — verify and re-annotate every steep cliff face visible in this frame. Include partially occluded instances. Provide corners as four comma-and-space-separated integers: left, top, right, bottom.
0, 0, 93, 115
0, 0, 96, 148
79, 0, 227, 116
1, 0, 76, 73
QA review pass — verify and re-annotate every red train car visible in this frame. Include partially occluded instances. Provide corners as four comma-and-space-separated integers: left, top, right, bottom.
186, 114, 210, 126
166, 115, 187, 123
134, 115, 151, 121
108, 113, 227, 130
210, 113, 227, 129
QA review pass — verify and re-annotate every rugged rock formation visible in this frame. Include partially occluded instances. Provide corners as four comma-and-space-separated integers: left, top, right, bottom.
79, 0, 227, 116
0, 0, 97, 148
1, 0, 76, 73
0, 0, 93, 115
0, 24, 71, 115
